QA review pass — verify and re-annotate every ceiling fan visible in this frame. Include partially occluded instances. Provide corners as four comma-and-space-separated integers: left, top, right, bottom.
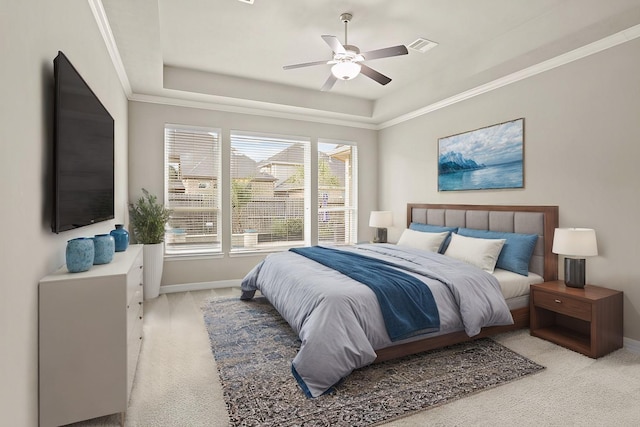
283, 13, 409, 91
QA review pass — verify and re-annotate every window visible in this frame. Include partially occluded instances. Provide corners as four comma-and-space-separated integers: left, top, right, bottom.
318, 141, 357, 245
164, 125, 221, 255
163, 126, 358, 256
230, 131, 310, 252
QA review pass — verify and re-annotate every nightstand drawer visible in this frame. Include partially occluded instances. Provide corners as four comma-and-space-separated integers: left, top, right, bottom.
533, 290, 591, 321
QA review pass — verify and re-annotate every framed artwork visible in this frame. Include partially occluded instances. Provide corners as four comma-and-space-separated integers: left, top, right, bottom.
438, 118, 524, 191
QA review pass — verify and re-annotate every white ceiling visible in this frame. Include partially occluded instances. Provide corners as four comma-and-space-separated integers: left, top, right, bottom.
100, 0, 640, 125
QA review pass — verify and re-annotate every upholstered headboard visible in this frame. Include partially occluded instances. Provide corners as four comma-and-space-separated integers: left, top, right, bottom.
407, 204, 559, 281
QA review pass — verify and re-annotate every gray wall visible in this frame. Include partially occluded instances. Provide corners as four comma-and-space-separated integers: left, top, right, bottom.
0, 1, 130, 425
378, 39, 640, 341
2, 2, 637, 423
128, 101, 378, 285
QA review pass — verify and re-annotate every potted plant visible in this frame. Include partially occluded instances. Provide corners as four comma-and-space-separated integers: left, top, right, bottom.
129, 188, 172, 300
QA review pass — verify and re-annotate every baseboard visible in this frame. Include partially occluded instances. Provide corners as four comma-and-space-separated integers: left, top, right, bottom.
624, 337, 640, 354
159, 279, 242, 294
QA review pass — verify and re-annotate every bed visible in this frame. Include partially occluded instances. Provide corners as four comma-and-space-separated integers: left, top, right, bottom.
241, 203, 559, 397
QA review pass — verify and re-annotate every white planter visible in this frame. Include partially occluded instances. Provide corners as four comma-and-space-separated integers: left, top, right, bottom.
143, 242, 164, 300
243, 231, 258, 247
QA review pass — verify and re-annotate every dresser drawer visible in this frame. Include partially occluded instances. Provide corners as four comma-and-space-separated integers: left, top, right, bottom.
126, 251, 144, 303
533, 290, 591, 321
127, 308, 143, 400
127, 288, 143, 331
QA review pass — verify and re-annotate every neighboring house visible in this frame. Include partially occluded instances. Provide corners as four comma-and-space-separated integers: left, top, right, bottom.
231, 143, 350, 243
258, 142, 306, 198
166, 133, 219, 244
167, 139, 351, 246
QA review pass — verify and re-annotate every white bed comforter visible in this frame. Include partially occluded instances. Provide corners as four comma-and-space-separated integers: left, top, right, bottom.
240, 244, 513, 397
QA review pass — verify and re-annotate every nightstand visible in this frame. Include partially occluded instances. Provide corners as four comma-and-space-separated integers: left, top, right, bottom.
530, 281, 623, 358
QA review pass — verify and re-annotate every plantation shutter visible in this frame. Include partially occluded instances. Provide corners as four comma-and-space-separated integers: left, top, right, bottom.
164, 125, 221, 255
230, 131, 310, 252
318, 141, 358, 245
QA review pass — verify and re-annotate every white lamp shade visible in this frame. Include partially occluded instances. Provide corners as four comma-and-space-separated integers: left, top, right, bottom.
369, 211, 393, 228
331, 61, 361, 80
552, 228, 598, 257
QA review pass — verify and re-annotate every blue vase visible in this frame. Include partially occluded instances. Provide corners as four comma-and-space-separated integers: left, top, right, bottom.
93, 234, 115, 265
110, 224, 129, 252
66, 237, 95, 273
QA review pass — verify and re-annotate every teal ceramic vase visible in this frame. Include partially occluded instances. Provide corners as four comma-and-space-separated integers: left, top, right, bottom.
110, 224, 129, 252
66, 237, 94, 273
93, 234, 115, 264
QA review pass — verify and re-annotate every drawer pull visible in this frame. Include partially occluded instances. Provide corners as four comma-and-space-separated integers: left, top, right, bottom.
554, 299, 562, 303
139, 301, 143, 305
139, 316, 143, 320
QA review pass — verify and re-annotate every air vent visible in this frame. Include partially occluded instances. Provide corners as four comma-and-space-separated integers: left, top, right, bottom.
408, 38, 438, 53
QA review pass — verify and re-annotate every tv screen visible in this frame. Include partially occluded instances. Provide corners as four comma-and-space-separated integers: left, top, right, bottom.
52, 51, 114, 233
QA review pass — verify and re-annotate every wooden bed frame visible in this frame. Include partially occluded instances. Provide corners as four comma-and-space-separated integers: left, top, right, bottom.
374, 203, 559, 362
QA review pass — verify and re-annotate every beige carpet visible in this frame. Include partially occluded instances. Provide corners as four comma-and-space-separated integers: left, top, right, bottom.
71, 289, 640, 427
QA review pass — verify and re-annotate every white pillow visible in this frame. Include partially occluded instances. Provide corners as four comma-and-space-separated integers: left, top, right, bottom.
397, 229, 449, 253
444, 233, 506, 273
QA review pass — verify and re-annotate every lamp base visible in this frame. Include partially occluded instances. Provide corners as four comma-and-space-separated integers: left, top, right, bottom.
564, 258, 586, 288
372, 228, 387, 244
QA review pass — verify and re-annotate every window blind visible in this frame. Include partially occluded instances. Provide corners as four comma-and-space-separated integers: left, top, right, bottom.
230, 131, 310, 252
318, 141, 358, 245
164, 125, 221, 255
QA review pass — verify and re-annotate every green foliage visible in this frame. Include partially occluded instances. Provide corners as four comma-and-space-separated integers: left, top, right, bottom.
272, 218, 303, 238
286, 161, 340, 186
231, 180, 252, 208
129, 188, 172, 244
231, 180, 253, 233
285, 165, 304, 185
319, 159, 340, 186
318, 221, 334, 239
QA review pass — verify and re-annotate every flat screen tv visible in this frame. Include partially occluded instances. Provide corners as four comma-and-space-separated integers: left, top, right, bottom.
52, 51, 114, 233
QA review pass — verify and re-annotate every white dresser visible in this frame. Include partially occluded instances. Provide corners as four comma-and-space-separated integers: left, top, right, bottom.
39, 244, 144, 427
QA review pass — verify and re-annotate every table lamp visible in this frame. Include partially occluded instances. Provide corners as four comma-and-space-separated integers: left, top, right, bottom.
369, 211, 393, 243
552, 228, 598, 288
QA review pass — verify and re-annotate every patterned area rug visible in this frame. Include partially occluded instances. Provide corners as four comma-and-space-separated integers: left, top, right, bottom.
202, 297, 544, 427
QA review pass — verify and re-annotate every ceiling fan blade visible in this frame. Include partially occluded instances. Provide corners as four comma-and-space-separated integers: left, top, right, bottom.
283, 60, 330, 70
320, 74, 338, 91
321, 35, 346, 54
361, 45, 408, 61
360, 64, 392, 85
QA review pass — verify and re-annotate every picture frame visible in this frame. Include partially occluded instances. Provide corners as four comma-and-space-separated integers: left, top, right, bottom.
438, 118, 524, 191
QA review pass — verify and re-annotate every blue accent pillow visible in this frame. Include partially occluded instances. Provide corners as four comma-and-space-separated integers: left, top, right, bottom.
409, 223, 458, 253
456, 228, 538, 276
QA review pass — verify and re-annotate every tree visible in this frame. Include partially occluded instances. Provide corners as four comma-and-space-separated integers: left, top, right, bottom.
231, 180, 252, 233
319, 159, 340, 187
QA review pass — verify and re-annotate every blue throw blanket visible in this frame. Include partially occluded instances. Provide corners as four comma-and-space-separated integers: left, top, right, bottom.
290, 246, 440, 341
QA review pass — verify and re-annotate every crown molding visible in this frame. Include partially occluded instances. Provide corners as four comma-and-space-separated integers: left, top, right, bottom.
89, 0, 132, 97
92, 0, 639, 131
129, 93, 379, 130
378, 23, 640, 129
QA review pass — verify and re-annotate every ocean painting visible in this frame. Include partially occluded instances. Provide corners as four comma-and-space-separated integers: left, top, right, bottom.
438, 118, 524, 191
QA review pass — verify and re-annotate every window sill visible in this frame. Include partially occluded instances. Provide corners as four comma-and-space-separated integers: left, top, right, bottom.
229, 247, 295, 258
164, 252, 224, 262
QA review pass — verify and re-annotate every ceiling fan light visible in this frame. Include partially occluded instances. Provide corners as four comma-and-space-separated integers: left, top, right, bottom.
331, 62, 361, 80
